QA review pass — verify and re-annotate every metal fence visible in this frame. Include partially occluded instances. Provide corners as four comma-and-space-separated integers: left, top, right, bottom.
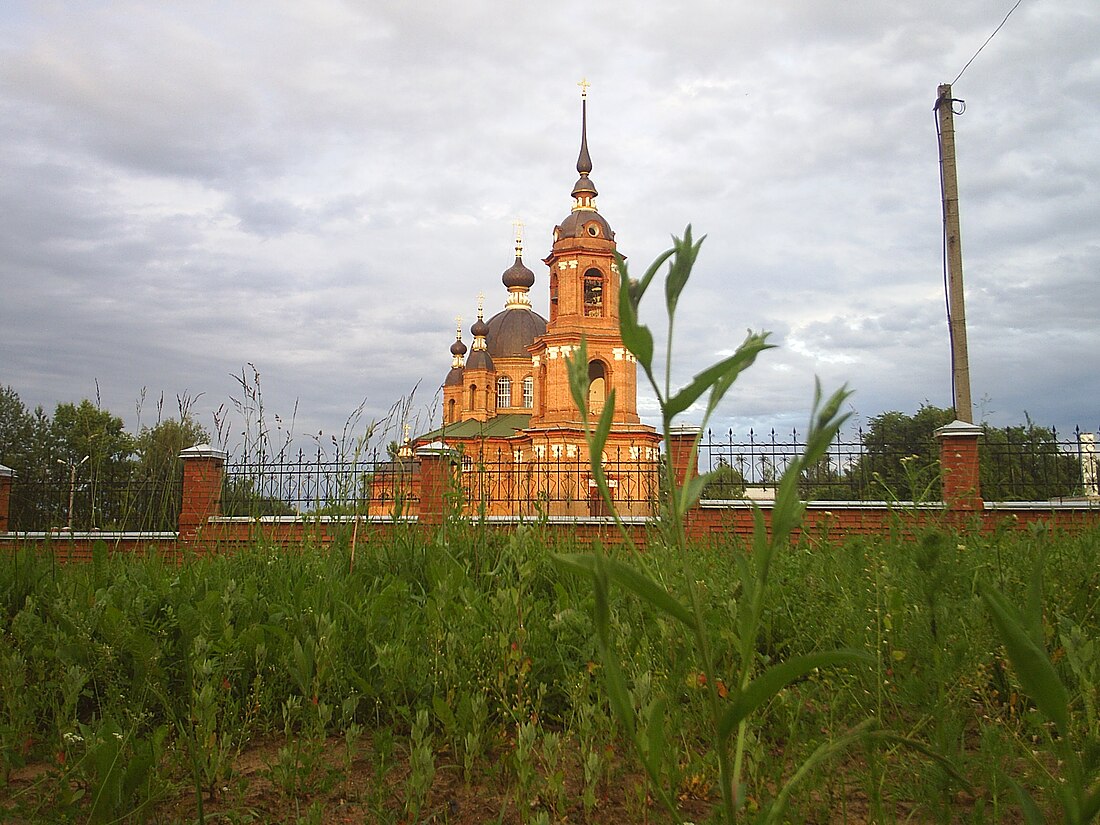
9, 470, 182, 532
697, 425, 1094, 502
6, 425, 1094, 531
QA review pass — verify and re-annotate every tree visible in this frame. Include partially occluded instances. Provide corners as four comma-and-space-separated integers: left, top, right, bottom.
0, 386, 57, 529
980, 419, 1080, 500
48, 400, 135, 529
851, 405, 1082, 503
130, 416, 211, 529
849, 404, 954, 500
701, 459, 746, 499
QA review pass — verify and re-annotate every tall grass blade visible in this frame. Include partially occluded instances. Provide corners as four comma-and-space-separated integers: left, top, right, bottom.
718, 650, 873, 740
554, 553, 696, 629
979, 581, 1069, 734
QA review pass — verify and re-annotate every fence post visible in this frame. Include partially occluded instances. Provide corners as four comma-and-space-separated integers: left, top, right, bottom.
1080, 432, 1099, 498
0, 464, 13, 534
935, 420, 983, 512
179, 445, 228, 544
668, 426, 701, 488
416, 444, 458, 525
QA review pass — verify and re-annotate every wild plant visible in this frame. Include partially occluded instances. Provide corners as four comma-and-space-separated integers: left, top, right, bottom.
581, 746, 603, 818
558, 227, 875, 823
539, 728, 568, 817
69, 716, 170, 825
979, 552, 1100, 824
458, 692, 488, 785
513, 719, 539, 820
405, 708, 436, 822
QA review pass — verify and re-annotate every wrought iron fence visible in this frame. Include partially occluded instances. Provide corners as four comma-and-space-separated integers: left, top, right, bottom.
8, 468, 182, 532
697, 425, 1094, 502
223, 448, 417, 518
454, 446, 659, 518
6, 425, 1094, 532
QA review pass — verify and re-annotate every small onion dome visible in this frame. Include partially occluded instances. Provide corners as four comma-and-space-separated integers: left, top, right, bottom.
450, 338, 468, 357
502, 256, 535, 290
471, 317, 489, 339
572, 174, 597, 199
486, 308, 548, 359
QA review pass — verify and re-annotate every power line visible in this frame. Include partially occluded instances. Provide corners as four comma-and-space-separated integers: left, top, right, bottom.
952, 0, 1024, 85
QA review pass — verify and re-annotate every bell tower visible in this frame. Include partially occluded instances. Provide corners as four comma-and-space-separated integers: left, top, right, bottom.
529, 83, 641, 426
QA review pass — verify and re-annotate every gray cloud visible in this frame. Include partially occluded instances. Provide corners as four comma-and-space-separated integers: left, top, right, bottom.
2, 0, 1097, 450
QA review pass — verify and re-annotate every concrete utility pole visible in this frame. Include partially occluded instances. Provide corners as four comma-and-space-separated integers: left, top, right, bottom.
935, 83, 974, 423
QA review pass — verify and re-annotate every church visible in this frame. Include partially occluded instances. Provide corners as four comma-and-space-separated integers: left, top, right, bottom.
391, 90, 661, 518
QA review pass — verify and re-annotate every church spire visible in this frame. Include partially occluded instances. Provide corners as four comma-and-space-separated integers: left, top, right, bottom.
571, 79, 598, 210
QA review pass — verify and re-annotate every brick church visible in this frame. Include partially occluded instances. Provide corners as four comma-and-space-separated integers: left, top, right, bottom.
395, 90, 661, 518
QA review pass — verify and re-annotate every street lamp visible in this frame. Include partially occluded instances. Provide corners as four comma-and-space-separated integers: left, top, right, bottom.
58, 455, 89, 531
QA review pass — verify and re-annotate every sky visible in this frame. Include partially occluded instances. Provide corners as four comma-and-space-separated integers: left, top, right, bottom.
2, 0, 1098, 459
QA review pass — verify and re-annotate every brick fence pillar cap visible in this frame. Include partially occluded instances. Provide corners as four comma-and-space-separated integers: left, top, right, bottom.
934, 420, 983, 439
179, 444, 229, 460
415, 441, 457, 458
668, 425, 702, 437
0, 463, 13, 478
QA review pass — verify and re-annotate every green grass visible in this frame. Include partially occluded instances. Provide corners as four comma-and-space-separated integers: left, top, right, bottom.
1, 524, 1098, 822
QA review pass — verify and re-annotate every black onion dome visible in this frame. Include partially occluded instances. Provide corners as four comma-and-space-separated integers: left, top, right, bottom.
502, 256, 535, 289
450, 338, 468, 357
555, 210, 614, 240
465, 349, 494, 371
471, 317, 489, 339
485, 308, 548, 359
444, 366, 464, 386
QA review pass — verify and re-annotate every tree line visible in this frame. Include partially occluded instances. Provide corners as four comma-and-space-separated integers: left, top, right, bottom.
1, 386, 1088, 529
705, 404, 1085, 502
0, 386, 207, 531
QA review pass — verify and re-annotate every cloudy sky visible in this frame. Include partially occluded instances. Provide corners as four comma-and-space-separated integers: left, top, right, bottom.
2, 0, 1097, 457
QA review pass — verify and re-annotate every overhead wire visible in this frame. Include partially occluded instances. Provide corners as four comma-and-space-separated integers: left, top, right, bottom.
952, 0, 1024, 85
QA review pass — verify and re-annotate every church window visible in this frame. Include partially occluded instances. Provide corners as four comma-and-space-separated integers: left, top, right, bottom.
496, 376, 512, 409
588, 360, 606, 413
522, 376, 533, 409
583, 268, 603, 317
448, 398, 456, 422
468, 384, 477, 410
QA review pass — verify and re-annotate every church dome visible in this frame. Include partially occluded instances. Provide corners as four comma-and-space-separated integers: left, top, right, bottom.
444, 366, 464, 386
502, 256, 535, 290
450, 338, 468, 357
486, 307, 547, 359
465, 349, 493, 371
554, 210, 614, 242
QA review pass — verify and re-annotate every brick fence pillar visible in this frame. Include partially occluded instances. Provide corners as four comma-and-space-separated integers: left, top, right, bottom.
935, 420, 983, 512
0, 464, 13, 534
668, 426, 701, 488
416, 444, 457, 525
179, 445, 228, 543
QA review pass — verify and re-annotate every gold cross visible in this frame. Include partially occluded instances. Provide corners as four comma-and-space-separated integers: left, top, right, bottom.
455, 315, 462, 335
477, 292, 485, 317
578, 77, 590, 99
512, 218, 525, 251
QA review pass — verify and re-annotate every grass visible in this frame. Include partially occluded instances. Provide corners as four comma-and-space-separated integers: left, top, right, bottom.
0, 524, 1097, 822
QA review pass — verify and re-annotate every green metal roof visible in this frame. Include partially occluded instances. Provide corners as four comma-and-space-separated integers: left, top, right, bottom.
418, 413, 532, 442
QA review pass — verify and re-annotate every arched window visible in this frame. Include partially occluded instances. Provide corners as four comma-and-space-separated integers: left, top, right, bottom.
448, 398, 456, 422
522, 376, 534, 409
496, 375, 512, 409
588, 360, 606, 413
468, 384, 477, 410
583, 268, 604, 317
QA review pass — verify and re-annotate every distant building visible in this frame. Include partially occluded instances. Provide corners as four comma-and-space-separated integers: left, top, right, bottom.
378, 91, 661, 518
